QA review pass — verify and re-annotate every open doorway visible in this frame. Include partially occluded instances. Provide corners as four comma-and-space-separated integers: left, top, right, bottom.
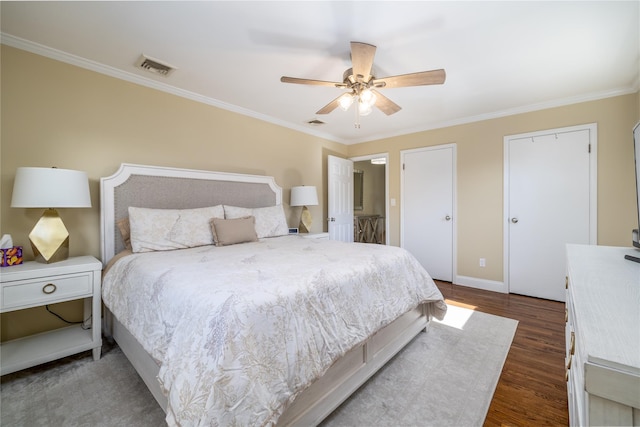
351, 153, 389, 245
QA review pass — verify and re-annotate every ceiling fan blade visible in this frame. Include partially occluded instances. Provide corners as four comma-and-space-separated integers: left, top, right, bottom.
280, 76, 345, 88
373, 69, 446, 89
372, 90, 402, 115
316, 94, 344, 114
350, 42, 376, 82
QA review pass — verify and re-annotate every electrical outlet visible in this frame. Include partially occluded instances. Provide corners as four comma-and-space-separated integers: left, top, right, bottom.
479, 258, 486, 267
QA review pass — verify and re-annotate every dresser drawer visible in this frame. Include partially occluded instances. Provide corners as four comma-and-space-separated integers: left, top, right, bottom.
1, 273, 93, 311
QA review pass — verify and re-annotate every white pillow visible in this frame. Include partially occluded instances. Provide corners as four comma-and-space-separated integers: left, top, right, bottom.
223, 204, 289, 238
128, 205, 224, 252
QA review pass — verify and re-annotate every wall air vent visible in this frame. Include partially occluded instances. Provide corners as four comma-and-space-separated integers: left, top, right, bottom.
306, 119, 326, 126
135, 54, 176, 77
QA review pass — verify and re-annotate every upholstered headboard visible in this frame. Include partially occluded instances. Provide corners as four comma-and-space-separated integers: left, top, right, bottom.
100, 163, 282, 264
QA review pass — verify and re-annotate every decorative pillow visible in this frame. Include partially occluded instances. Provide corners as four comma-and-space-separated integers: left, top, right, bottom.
116, 217, 132, 250
128, 205, 224, 252
211, 216, 259, 247
223, 204, 289, 238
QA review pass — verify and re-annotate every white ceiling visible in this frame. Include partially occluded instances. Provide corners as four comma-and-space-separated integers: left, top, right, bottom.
1, 1, 638, 145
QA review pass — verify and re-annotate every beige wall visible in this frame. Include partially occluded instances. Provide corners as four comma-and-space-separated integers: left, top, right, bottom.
347, 93, 640, 282
0, 45, 347, 339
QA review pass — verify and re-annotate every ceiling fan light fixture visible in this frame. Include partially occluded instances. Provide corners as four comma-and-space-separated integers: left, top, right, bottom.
280, 41, 445, 124
358, 99, 373, 116
359, 88, 376, 107
338, 93, 355, 111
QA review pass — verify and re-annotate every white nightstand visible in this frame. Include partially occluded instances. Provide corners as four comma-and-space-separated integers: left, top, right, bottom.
0, 256, 102, 375
302, 232, 329, 240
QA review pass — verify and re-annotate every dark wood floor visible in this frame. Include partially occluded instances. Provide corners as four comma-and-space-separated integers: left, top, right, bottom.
435, 281, 569, 427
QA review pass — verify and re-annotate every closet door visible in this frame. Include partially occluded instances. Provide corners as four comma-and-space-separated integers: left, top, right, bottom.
401, 145, 456, 282
505, 124, 596, 302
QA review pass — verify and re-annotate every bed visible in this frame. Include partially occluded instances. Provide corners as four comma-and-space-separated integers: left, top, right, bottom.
100, 163, 446, 426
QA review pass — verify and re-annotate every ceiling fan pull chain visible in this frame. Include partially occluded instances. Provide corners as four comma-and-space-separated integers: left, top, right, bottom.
355, 101, 361, 128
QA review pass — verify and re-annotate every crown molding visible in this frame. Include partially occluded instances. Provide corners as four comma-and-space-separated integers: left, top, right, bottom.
0, 33, 342, 144
2, 32, 635, 147
344, 86, 639, 145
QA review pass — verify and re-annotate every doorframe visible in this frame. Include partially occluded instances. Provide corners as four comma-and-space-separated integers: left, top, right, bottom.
503, 123, 598, 293
400, 144, 457, 283
350, 153, 390, 245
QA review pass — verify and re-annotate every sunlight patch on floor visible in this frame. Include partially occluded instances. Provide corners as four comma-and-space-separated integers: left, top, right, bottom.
433, 304, 474, 330
444, 298, 477, 311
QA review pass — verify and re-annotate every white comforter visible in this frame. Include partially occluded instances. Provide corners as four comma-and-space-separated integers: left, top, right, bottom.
102, 236, 446, 426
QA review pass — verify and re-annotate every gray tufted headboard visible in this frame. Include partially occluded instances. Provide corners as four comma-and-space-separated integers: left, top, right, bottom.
100, 163, 282, 265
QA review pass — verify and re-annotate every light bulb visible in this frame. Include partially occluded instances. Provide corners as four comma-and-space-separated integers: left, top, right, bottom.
358, 100, 373, 116
359, 89, 377, 107
338, 93, 354, 111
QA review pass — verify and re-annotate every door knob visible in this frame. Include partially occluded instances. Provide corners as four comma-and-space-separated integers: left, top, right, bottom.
511, 218, 519, 223
445, 215, 451, 221
327, 217, 335, 222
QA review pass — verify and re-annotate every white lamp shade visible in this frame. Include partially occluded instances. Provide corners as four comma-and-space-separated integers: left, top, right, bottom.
11, 167, 91, 208
359, 88, 376, 106
338, 93, 355, 111
290, 186, 318, 207
358, 100, 373, 116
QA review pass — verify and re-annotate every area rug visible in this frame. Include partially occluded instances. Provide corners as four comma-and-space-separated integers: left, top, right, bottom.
1, 306, 517, 426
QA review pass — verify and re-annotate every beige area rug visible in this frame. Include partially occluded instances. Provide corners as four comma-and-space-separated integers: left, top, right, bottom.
1, 306, 517, 427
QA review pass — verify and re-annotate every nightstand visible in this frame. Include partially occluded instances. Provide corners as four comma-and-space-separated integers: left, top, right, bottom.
302, 232, 329, 240
0, 256, 102, 375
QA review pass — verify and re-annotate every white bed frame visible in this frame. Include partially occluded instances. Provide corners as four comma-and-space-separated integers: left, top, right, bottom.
100, 163, 433, 426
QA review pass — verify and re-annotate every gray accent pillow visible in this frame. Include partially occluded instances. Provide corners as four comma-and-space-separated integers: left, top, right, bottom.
211, 216, 259, 246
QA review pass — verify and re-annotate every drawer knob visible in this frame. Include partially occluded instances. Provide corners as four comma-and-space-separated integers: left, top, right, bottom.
42, 283, 57, 294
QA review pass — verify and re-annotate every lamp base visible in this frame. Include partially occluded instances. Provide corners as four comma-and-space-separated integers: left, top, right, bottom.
299, 206, 312, 233
29, 209, 70, 263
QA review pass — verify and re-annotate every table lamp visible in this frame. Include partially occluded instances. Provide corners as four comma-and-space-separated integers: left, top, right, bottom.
290, 186, 318, 233
11, 167, 91, 263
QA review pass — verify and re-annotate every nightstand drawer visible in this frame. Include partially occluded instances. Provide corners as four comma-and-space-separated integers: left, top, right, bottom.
2, 273, 93, 311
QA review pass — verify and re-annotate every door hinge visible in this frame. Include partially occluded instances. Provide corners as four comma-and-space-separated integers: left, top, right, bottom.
588, 143, 591, 153
402, 163, 405, 170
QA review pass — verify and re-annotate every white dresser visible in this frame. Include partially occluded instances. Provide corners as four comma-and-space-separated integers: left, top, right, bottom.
566, 244, 640, 426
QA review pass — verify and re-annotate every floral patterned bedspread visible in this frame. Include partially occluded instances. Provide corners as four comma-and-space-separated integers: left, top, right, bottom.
102, 235, 446, 426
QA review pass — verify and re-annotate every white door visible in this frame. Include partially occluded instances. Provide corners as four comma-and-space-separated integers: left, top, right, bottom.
505, 124, 596, 302
328, 155, 354, 242
401, 145, 456, 281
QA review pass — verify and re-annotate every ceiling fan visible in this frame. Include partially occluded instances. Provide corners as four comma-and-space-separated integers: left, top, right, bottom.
280, 41, 446, 121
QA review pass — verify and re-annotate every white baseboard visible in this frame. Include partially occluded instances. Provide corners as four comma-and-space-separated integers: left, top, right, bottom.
454, 276, 507, 294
